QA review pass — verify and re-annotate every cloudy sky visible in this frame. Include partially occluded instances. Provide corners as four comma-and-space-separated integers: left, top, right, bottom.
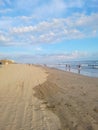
0, 0, 98, 63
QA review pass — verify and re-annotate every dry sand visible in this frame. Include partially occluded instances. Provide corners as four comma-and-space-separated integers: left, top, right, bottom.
0, 64, 98, 130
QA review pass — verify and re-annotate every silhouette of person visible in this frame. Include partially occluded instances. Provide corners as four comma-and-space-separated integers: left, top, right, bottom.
65, 64, 67, 71
68, 65, 71, 71
78, 64, 81, 74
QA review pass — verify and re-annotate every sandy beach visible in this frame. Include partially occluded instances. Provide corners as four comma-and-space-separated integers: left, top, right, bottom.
0, 64, 98, 130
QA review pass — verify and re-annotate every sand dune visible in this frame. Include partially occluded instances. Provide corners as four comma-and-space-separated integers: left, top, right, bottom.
0, 64, 98, 130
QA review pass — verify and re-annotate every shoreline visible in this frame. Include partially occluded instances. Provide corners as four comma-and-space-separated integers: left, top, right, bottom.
46, 60, 98, 78
41, 65, 98, 79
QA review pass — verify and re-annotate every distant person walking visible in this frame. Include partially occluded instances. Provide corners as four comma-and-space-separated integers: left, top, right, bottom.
0, 62, 2, 68
65, 64, 67, 71
78, 64, 81, 74
68, 64, 71, 71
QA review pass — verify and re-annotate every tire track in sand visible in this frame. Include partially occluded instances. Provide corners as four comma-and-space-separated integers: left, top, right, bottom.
0, 64, 61, 130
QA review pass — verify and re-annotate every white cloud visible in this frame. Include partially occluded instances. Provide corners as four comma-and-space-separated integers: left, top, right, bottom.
9, 13, 98, 45
49, 51, 88, 60
0, 51, 97, 64
14, 52, 89, 63
0, 13, 97, 46
0, 34, 11, 43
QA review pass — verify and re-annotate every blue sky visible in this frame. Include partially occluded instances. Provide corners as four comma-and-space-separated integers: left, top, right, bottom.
0, 0, 98, 63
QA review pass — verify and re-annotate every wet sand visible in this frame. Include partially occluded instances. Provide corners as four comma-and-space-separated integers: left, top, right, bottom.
0, 64, 98, 130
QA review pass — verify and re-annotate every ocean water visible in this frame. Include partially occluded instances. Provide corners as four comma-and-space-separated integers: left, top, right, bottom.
47, 60, 98, 78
